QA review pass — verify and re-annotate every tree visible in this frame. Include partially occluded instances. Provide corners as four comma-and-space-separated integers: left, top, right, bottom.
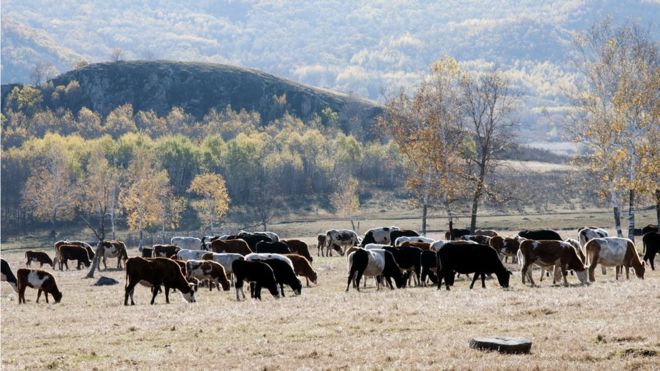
330, 176, 360, 231
30, 62, 57, 86
121, 148, 171, 250
571, 20, 659, 238
110, 48, 125, 62
460, 71, 517, 233
187, 173, 231, 232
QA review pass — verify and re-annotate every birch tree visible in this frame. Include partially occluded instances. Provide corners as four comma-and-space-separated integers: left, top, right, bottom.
188, 173, 230, 233
330, 176, 360, 231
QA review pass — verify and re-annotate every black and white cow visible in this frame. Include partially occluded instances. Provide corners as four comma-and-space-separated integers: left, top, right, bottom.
1, 259, 18, 293
345, 248, 407, 291
324, 229, 360, 256
389, 230, 419, 245
394, 236, 435, 247
360, 226, 400, 246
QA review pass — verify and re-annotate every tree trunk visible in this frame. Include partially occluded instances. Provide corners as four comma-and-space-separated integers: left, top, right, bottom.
610, 183, 623, 237
350, 218, 356, 231
470, 165, 486, 234
50, 210, 57, 241
85, 241, 102, 279
421, 203, 428, 235
139, 229, 144, 251
627, 189, 635, 242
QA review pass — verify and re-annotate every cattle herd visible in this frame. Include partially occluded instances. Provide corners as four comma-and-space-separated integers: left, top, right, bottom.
1, 225, 659, 306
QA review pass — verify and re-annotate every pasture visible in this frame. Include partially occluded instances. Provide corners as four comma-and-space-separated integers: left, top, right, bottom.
2, 217, 660, 370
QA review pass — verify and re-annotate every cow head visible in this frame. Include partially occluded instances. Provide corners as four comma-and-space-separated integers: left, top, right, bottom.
331, 244, 344, 256
52, 290, 63, 303
575, 267, 589, 285
495, 270, 512, 288
181, 287, 196, 303
220, 279, 231, 291
636, 261, 646, 279
291, 278, 303, 295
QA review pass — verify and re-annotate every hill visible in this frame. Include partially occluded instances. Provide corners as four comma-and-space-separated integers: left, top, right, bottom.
2, 61, 383, 135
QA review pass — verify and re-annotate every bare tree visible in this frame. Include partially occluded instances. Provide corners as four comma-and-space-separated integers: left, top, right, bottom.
30, 62, 57, 86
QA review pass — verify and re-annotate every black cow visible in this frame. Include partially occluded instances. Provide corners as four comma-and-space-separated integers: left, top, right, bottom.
234, 233, 274, 250
643, 232, 659, 270
141, 247, 154, 258
642, 224, 658, 235
444, 228, 471, 240
436, 242, 511, 290
1, 259, 18, 292
518, 229, 562, 241
232, 259, 280, 300
389, 230, 419, 246
384, 246, 423, 286
420, 250, 438, 286
258, 259, 302, 297
255, 241, 291, 254
58, 244, 92, 270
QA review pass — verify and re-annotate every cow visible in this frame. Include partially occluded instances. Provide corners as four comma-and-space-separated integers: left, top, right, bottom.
58, 244, 91, 270
360, 226, 400, 246
210, 239, 252, 256
461, 235, 492, 245
518, 229, 562, 241
236, 232, 276, 250
394, 236, 435, 247
232, 259, 280, 300
578, 227, 609, 247
585, 237, 645, 281
16, 268, 62, 304
389, 230, 420, 245
185, 260, 231, 292
436, 242, 511, 290
1, 259, 18, 292
245, 256, 301, 297
54, 240, 94, 266
153, 244, 180, 258
317, 234, 326, 257
283, 254, 317, 286
282, 239, 313, 262
345, 248, 407, 291
420, 250, 438, 286
324, 229, 359, 256
98, 240, 129, 270
124, 257, 196, 305
519, 240, 588, 287
444, 228, 471, 241
201, 252, 244, 279
171, 236, 204, 251
642, 232, 659, 270
141, 247, 153, 258
384, 246, 423, 286
475, 229, 498, 237
400, 241, 432, 251
176, 249, 212, 261
430, 239, 476, 252
255, 241, 291, 255
641, 224, 658, 235
25, 251, 54, 268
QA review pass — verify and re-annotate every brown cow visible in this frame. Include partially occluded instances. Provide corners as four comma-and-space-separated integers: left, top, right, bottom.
519, 240, 588, 287
284, 254, 317, 286
400, 241, 431, 250
25, 251, 54, 268
54, 240, 94, 266
283, 239, 313, 263
185, 260, 231, 291
153, 244, 180, 258
462, 235, 492, 245
585, 237, 645, 282
58, 244, 92, 270
16, 268, 62, 304
124, 257, 196, 305
489, 236, 521, 263
210, 239, 252, 256
475, 229, 498, 237
99, 240, 129, 270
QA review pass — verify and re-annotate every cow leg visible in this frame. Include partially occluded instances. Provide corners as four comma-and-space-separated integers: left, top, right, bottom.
469, 273, 479, 289
521, 262, 533, 286
150, 286, 159, 305
481, 273, 486, 288
385, 276, 395, 290
44, 292, 49, 303
36, 289, 42, 303
18, 284, 26, 304
280, 283, 285, 297
625, 266, 630, 279
615, 266, 619, 280
125, 282, 138, 305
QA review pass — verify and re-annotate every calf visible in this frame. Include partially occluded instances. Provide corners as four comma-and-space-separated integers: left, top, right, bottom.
232, 259, 280, 300
1, 258, 18, 292
420, 250, 438, 286
394, 236, 434, 247
284, 254, 317, 286
283, 239, 313, 263
436, 243, 511, 290
255, 241, 291, 254
124, 257, 196, 305
585, 237, 645, 281
98, 240, 129, 270
317, 234, 326, 257
153, 244, 180, 258
210, 239, 252, 256
16, 268, 62, 304
185, 260, 231, 292
58, 244, 92, 270
346, 248, 406, 291
25, 251, 54, 268
325, 229, 359, 256
642, 232, 659, 270
518, 229, 562, 241
389, 230, 419, 245
361, 226, 400, 246
519, 240, 588, 286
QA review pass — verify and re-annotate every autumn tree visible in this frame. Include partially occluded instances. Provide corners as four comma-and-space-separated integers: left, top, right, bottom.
330, 176, 360, 231
571, 20, 659, 237
188, 173, 231, 232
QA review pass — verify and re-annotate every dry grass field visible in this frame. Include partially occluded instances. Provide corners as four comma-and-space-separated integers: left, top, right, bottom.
2, 215, 659, 370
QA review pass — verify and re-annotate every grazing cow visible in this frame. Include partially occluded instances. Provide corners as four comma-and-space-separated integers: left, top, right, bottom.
461, 235, 492, 245
394, 236, 435, 247
360, 226, 400, 246
430, 239, 476, 252
420, 250, 438, 286
324, 229, 360, 256
202, 252, 244, 277
317, 234, 326, 257
185, 260, 231, 292
245, 253, 294, 269
54, 240, 94, 266
16, 269, 62, 304
436, 243, 511, 290
232, 260, 280, 300
282, 239, 313, 263
246, 257, 301, 296
518, 229, 562, 241
153, 244, 180, 258
210, 239, 252, 256
58, 244, 92, 270
255, 241, 292, 255
98, 240, 129, 270
124, 257, 196, 305
345, 248, 406, 291
519, 240, 588, 287
389, 230, 420, 245
400, 241, 431, 251
475, 229, 498, 237
384, 246, 423, 286
283, 254, 317, 286
171, 236, 204, 251
642, 232, 659, 270
444, 228, 471, 241
224, 233, 272, 250
25, 251, 54, 268
1, 259, 18, 292
585, 238, 645, 281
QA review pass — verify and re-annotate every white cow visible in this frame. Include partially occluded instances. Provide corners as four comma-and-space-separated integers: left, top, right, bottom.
176, 249, 211, 261
394, 236, 435, 247
346, 248, 387, 290
585, 237, 645, 281
244, 253, 294, 270
203, 252, 244, 276
171, 236, 204, 251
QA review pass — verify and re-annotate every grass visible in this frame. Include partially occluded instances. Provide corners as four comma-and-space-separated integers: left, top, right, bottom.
2, 215, 659, 370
